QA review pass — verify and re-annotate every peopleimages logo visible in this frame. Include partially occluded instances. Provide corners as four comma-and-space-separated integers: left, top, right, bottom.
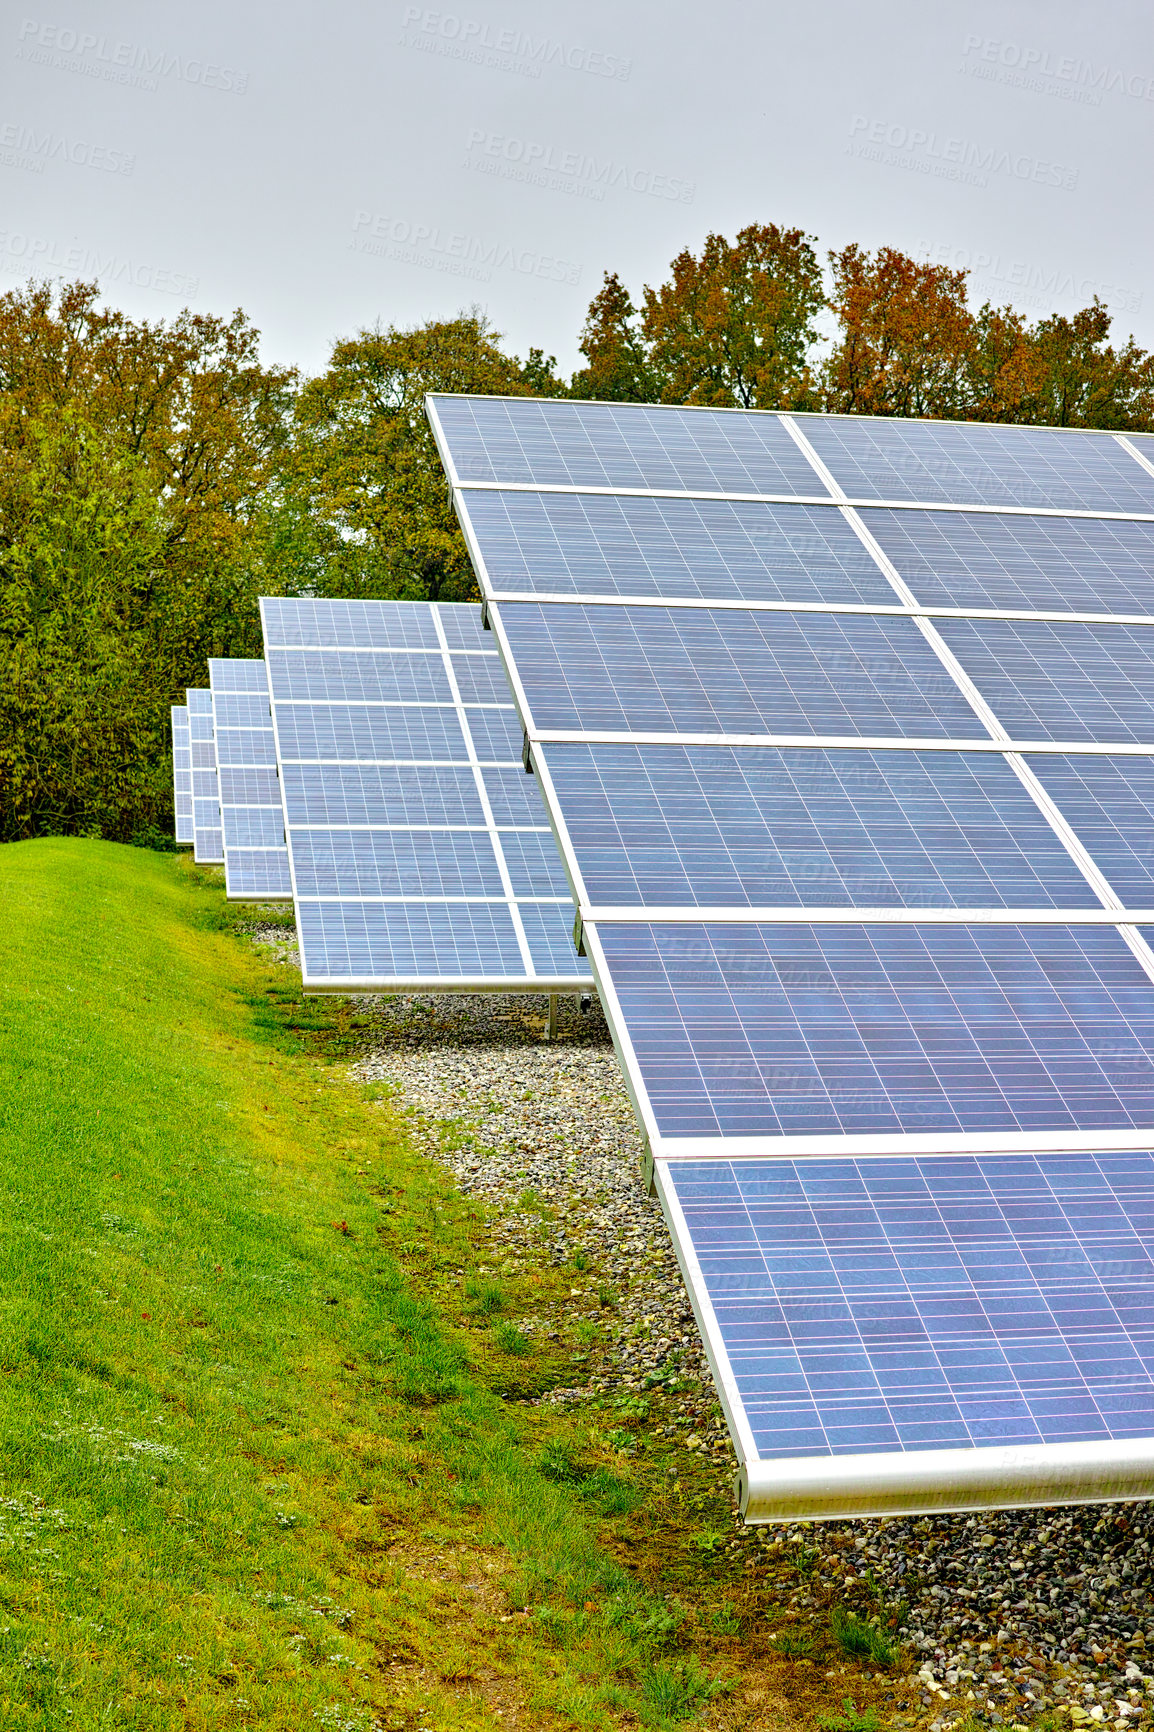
961, 33, 1154, 103
916, 241, 1143, 317
463, 130, 694, 204
398, 8, 631, 80
0, 120, 135, 175
350, 211, 581, 287
15, 19, 249, 93
846, 116, 1078, 192
0, 232, 198, 297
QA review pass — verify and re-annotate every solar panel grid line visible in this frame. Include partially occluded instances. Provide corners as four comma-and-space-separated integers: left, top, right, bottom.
1003, 755, 1124, 912
1116, 434, 1154, 483
452, 477, 1154, 527
650, 1126, 1154, 1160
581, 907, 1154, 925
485, 590, 1154, 633
778, 411, 849, 503
428, 605, 536, 977
529, 729, 1154, 757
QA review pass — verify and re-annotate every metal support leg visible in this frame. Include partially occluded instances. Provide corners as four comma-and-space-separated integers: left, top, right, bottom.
547, 993, 558, 1041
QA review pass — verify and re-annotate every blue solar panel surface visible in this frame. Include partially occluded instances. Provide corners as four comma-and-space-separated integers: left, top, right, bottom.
938, 618, 1154, 743
186, 689, 222, 863
799, 416, 1154, 514
666, 1152, 1154, 1457
460, 491, 897, 605
863, 508, 1154, 617
500, 603, 990, 738
261, 598, 588, 988
431, 394, 827, 495
431, 394, 1154, 1507
546, 743, 1100, 909
596, 921, 1154, 1139
208, 659, 291, 901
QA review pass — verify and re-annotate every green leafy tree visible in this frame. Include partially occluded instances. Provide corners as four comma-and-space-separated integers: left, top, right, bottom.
293, 312, 543, 602
641, 223, 825, 408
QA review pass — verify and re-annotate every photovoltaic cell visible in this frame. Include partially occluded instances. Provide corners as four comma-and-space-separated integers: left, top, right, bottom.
430, 394, 826, 495
171, 705, 192, 845
597, 922, 1154, 1140
499, 602, 990, 738
800, 416, 1154, 514
459, 491, 898, 605
863, 508, 1154, 617
1029, 755, 1154, 903
546, 743, 1099, 909
260, 598, 588, 990
665, 1152, 1154, 1458
938, 618, 1154, 743
208, 659, 291, 901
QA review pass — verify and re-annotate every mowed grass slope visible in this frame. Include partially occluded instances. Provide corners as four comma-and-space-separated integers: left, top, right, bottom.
0, 840, 742, 1731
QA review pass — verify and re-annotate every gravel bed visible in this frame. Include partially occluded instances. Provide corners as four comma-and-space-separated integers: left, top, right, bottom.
245, 948, 1154, 1729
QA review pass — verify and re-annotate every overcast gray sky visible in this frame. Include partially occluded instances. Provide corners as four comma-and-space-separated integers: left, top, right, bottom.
3, 0, 1151, 378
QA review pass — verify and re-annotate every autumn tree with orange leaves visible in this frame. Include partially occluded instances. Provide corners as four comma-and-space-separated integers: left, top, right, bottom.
574, 231, 1154, 431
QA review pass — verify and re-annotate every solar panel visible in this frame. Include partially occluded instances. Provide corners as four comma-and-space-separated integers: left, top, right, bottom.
429, 392, 1154, 1518
798, 415, 1154, 514
498, 602, 989, 738
171, 705, 192, 845
259, 598, 590, 993
863, 508, 1154, 617
208, 659, 291, 901
186, 689, 222, 863
660, 1151, 1154, 1508
938, 618, 1154, 744
596, 920, 1154, 1140
544, 743, 1100, 910
460, 491, 897, 605
432, 394, 826, 494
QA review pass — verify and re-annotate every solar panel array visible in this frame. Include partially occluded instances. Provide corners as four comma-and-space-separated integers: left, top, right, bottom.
186, 688, 223, 864
171, 705, 192, 845
259, 597, 591, 993
208, 659, 292, 901
431, 393, 1154, 1518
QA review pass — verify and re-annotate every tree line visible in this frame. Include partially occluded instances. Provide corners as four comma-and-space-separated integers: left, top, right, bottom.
2, 227, 1152, 843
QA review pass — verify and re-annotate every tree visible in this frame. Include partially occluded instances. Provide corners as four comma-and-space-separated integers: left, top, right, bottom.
641, 224, 824, 409
1017, 300, 1154, 429
293, 312, 543, 603
822, 244, 978, 419
569, 272, 659, 402
0, 279, 301, 841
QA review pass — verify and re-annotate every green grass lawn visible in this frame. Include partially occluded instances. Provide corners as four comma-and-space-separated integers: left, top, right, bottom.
0, 840, 749, 1731
0, 839, 907, 1732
